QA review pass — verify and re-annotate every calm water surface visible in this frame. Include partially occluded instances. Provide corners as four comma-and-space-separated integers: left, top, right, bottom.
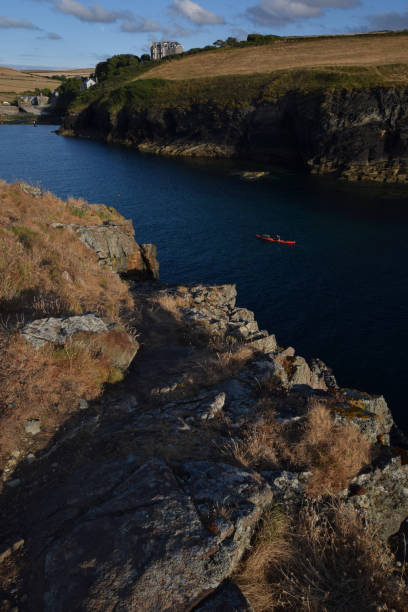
1, 125, 408, 429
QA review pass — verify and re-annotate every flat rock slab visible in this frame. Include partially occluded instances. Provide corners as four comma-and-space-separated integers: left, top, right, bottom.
22, 314, 107, 348
24, 458, 272, 611
22, 314, 138, 371
179, 460, 273, 560
42, 458, 224, 611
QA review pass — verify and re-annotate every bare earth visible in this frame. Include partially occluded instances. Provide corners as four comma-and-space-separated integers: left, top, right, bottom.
142, 34, 408, 80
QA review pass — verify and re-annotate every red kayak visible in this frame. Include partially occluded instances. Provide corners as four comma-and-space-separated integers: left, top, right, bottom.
256, 233, 296, 245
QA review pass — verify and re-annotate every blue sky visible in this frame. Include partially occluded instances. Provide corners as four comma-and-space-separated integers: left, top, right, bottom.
1, 0, 408, 69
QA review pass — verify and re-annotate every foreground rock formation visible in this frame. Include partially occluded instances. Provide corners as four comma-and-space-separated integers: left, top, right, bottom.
2, 279, 408, 610
2, 185, 408, 610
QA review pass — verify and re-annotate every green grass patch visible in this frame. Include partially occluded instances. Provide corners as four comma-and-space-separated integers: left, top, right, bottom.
72, 64, 408, 121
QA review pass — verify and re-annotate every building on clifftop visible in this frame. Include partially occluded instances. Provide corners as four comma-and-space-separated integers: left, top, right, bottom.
150, 41, 184, 60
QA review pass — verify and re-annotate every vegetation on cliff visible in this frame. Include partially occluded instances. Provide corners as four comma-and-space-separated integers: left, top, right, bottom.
2, 181, 408, 610
0, 181, 133, 465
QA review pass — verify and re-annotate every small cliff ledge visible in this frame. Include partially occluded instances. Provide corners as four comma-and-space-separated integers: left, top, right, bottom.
2, 183, 408, 610
63, 86, 408, 183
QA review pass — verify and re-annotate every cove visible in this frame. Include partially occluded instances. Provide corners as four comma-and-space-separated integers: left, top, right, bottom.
1, 124, 408, 431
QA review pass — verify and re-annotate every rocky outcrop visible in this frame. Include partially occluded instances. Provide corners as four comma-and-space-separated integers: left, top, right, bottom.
2, 281, 408, 611
23, 457, 271, 611
51, 220, 159, 279
63, 87, 408, 183
22, 314, 139, 371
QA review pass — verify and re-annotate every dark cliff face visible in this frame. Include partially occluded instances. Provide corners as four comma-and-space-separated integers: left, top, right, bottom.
63, 87, 408, 182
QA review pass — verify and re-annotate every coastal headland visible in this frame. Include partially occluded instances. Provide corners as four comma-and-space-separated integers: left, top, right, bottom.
60, 32, 408, 183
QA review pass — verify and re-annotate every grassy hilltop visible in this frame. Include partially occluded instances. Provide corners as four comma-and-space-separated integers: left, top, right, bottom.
66, 31, 408, 117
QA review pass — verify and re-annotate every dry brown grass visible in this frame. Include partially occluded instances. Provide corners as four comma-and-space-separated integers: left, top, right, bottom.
236, 501, 408, 611
149, 293, 192, 321
230, 402, 372, 497
191, 345, 256, 387
0, 66, 61, 102
0, 332, 111, 464
0, 181, 134, 469
142, 34, 408, 81
0, 181, 132, 319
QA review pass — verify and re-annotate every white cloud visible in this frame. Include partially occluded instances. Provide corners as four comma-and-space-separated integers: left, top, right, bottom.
55, 0, 131, 23
121, 18, 162, 33
0, 16, 40, 29
246, 0, 359, 26
169, 0, 225, 25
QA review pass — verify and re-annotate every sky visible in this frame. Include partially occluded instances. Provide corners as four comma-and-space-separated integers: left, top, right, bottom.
1, 0, 408, 69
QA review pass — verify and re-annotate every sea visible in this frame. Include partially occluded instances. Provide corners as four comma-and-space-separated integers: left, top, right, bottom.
1, 124, 408, 430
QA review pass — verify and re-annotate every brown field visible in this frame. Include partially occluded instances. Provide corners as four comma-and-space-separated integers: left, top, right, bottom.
142, 33, 408, 80
27, 68, 92, 78
0, 66, 61, 101
0, 66, 91, 102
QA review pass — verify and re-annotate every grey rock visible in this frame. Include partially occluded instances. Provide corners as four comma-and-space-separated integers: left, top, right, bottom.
332, 389, 394, 444
22, 314, 107, 349
18, 183, 41, 198
179, 460, 273, 562
24, 419, 41, 435
247, 333, 277, 353
40, 458, 262, 611
347, 454, 408, 541
22, 314, 138, 372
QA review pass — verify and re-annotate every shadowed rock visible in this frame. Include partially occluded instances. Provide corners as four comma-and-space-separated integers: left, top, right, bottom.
30, 458, 272, 611
22, 314, 138, 371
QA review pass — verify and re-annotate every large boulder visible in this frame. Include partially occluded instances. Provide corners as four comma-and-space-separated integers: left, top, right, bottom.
347, 454, 408, 541
22, 314, 138, 371
74, 222, 159, 280
51, 219, 159, 279
26, 458, 272, 611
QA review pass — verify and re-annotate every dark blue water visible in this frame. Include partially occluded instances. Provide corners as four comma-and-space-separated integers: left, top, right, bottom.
1, 124, 408, 429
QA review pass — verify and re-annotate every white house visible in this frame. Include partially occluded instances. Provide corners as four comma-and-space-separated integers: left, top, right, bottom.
81, 78, 96, 90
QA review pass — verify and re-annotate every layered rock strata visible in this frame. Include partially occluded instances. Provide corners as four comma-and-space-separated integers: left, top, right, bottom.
63, 87, 408, 183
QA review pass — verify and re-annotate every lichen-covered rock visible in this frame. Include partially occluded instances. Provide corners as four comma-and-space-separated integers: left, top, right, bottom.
22, 314, 138, 371
74, 222, 159, 279
18, 182, 41, 198
31, 458, 271, 611
178, 460, 273, 562
332, 389, 394, 444
347, 454, 408, 541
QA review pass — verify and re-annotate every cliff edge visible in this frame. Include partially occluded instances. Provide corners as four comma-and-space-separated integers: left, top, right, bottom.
1, 182, 408, 610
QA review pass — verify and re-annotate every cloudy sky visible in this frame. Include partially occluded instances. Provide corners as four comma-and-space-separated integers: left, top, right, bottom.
1, 0, 408, 69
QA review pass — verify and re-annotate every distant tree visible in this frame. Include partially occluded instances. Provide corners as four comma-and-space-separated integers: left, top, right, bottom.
246, 33, 280, 44
213, 39, 225, 48
140, 54, 151, 62
225, 37, 238, 46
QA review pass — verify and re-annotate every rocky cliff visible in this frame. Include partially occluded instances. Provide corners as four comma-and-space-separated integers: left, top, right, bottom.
2, 183, 408, 610
62, 86, 408, 183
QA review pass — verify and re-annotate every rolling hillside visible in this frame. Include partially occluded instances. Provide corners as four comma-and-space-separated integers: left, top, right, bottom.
0, 66, 91, 102
140, 32, 408, 81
